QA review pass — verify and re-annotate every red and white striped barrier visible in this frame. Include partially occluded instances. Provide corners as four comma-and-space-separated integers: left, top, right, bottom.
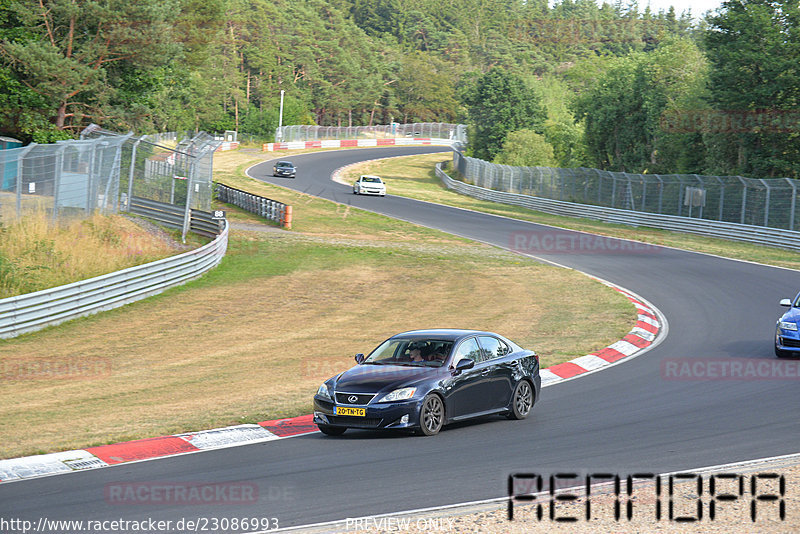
263, 137, 456, 151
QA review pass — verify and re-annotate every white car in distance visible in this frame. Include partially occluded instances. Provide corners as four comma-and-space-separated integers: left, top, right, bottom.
353, 175, 386, 196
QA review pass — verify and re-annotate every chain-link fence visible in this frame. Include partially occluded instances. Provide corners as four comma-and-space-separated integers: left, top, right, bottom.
453, 151, 800, 231
0, 133, 132, 222
81, 125, 219, 214
277, 123, 467, 144
0, 126, 220, 239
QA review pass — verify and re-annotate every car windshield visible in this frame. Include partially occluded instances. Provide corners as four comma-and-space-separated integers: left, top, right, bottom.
277, 162, 293, 167
362, 176, 382, 183
364, 339, 453, 367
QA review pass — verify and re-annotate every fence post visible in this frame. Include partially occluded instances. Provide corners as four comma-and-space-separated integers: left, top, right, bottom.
641, 178, 647, 212
654, 175, 663, 214
786, 178, 797, 231
127, 136, 146, 212
610, 173, 617, 208
182, 158, 196, 243
737, 176, 748, 225
760, 179, 770, 227
694, 175, 704, 219
714, 176, 725, 221
52, 144, 66, 221
675, 175, 686, 217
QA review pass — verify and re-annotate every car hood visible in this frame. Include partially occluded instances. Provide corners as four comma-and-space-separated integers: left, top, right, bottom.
334, 364, 436, 394
780, 308, 800, 323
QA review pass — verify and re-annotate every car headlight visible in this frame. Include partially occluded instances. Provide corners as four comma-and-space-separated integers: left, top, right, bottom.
317, 383, 332, 400
378, 387, 416, 402
779, 321, 798, 331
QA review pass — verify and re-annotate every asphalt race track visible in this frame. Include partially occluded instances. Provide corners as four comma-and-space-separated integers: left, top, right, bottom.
2, 146, 799, 532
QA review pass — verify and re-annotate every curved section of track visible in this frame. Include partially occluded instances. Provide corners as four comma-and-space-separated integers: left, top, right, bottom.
2, 146, 798, 532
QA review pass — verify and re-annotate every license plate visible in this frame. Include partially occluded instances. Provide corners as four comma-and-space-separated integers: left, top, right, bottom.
335, 406, 365, 417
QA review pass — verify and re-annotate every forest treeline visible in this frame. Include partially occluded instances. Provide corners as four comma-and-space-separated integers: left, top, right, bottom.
0, 0, 797, 179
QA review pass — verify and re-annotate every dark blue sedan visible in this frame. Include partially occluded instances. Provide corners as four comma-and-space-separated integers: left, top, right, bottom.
313, 329, 541, 436
775, 294, 800, 357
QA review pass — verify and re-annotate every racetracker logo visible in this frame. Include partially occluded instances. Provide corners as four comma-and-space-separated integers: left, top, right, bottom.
660, 109, 800, 134
0, 357, 111, 381
104, 481, 259, 506
661, 358, 800, 380
510, 231, 660, 255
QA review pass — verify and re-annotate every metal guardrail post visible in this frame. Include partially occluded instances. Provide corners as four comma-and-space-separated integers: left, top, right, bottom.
786, 178, 797, 231
127, 135, 146, 212
712, 176, 724, 221
52, 144, 67, 221
182, 158, 196, 242
761, 179, 771, 227
15, 144, 37, 217
694, 175, 705, 220
737, 176, 748, 225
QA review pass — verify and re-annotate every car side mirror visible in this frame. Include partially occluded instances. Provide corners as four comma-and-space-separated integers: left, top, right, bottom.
780, 298, 792, 307
355, 353, 365, 364
453, 359, 474, 375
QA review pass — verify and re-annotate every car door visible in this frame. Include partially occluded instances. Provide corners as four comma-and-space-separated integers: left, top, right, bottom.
444, 337, 496, 419
477, 335, 515, 410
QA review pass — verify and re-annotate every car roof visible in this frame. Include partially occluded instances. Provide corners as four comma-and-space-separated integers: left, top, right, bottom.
276, 161, 294, 165
389, 329, 501, 342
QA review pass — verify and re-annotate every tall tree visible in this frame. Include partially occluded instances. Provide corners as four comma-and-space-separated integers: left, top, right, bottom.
574, 38, 708, 173
0, 0, 181, 134
703, 0, 800, 178
461, 68, 546, 160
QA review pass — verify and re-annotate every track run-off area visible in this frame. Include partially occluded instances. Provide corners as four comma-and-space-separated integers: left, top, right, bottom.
1, 146, 798, 533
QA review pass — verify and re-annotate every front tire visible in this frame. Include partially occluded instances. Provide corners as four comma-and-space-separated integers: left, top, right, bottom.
416, 394, 444, 436
507, 380, 533, 420
318, 425, 346, 436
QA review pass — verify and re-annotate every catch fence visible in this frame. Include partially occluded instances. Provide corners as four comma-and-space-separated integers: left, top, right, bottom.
277, 123, 467, 145
0, 126, 221, 240
453, 152, 800, 231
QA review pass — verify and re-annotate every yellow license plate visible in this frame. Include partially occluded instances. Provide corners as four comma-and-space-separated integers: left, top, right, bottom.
335, 406, 365, 417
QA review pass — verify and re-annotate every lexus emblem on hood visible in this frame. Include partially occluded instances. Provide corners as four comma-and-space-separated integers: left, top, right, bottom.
348, 395, 359, 404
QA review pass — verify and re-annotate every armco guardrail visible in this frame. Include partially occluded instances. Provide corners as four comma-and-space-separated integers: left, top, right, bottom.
436, 162, 800, 251
215, 183, 291, 228
0, 220, 229, 339
129, 196, 223, 239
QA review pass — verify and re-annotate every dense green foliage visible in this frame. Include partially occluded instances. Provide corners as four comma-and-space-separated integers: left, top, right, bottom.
574, 38, 708, 173
0, 0, 796, 179
702, 0, 800, 178
462, 68, 546, 160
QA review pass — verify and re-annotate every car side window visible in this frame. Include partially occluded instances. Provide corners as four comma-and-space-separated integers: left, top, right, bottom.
452, 337, 482, 367
477, 336, 510, 360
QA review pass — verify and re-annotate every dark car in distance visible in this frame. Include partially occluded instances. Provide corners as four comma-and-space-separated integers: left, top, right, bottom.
273, 161, 296, 178
313, 329, 540, 436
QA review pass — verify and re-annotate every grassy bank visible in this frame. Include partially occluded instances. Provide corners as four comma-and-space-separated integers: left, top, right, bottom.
0, 212, 185, 298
